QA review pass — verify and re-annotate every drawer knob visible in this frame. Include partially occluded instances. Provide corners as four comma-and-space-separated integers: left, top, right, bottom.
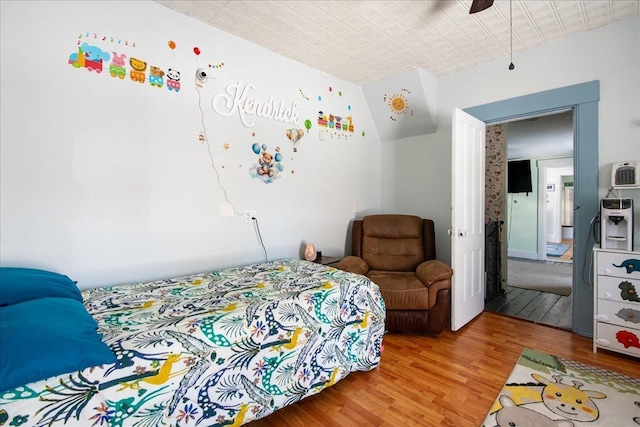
595, 338, 610, 346
604, 268, 612, 275
594, 314, 609, 322
604, 291, 612, 299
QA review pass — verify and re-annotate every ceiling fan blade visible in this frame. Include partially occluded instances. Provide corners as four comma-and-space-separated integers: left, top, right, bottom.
469, 0, 494, 14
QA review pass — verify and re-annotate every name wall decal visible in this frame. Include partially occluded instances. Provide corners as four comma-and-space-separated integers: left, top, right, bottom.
212, 81, 300, 127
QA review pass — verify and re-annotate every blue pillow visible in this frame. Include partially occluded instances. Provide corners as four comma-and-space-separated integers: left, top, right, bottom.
0, 297, 116, 393
0, 267, 83, 306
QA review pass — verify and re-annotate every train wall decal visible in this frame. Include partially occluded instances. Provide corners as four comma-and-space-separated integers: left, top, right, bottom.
68, 43, 181, 93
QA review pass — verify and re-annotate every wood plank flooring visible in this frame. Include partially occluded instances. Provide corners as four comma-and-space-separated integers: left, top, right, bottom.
247, 312, 639, 427
485, 285, 573, 330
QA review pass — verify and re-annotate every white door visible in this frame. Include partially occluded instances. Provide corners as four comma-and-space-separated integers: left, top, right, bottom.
451, 108, 486, 331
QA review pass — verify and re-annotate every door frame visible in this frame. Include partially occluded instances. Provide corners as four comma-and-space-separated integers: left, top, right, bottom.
465, 80, 599, 338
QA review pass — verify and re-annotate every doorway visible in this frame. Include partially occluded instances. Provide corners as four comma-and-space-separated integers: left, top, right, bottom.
464, 80, 600, 337
485, 112, 575, 330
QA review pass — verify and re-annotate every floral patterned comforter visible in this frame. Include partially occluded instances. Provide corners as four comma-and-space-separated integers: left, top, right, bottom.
0, 259, 385, 426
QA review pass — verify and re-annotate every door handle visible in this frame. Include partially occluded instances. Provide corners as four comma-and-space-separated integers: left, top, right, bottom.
458, 229, 467, 238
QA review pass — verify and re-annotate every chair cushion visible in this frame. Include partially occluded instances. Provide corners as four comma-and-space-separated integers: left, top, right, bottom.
361, 215, 424, 271
366, 271, 430, 310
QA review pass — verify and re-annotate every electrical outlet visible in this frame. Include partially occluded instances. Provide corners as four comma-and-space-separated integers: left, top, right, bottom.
353, 203, 360, 213
245, 210, 256, 223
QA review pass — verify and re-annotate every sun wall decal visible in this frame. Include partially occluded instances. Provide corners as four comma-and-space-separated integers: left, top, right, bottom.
383, 88, 411, 121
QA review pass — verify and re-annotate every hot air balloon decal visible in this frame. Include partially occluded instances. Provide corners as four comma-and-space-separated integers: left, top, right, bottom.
286, 128, 305, 152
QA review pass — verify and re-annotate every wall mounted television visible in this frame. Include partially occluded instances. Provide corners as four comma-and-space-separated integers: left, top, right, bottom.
507, 159, 533, 194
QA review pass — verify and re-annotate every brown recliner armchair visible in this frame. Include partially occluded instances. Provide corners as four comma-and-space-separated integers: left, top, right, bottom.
336, 214, 453, 335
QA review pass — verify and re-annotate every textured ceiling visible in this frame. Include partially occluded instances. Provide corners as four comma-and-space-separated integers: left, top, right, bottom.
155, 0, 640, 85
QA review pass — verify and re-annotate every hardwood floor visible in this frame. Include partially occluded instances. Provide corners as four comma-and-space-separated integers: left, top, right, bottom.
485, 285, 572, 330
247, 312, 639, 427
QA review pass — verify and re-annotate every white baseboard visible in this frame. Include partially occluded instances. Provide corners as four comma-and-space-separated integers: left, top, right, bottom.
507, 250, 538, 260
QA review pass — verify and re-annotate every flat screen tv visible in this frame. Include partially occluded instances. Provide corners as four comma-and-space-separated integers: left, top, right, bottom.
508, 159, 533, 194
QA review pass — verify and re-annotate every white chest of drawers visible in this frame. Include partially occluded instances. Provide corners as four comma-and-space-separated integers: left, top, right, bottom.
593, 246, 640, 358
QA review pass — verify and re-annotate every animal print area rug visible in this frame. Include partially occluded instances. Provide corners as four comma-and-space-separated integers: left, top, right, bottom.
481, 348, 640, 427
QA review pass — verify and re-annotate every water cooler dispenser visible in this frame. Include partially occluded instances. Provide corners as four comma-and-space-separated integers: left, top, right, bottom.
600, 198, 634, 251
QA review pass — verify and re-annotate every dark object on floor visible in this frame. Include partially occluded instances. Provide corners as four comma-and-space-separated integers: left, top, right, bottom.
486, 220, 504, 302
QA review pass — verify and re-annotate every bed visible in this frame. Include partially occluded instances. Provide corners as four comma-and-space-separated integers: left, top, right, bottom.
0, 259, 385, 426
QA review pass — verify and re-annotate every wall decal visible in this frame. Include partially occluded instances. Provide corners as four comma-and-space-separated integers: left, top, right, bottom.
166, 69, 181, 92
78, 32, 136, 48
129, 57, 147, 83
317, 112, 354, 134
384, 89, 410, 121
68, 43, 110, 73
67, 36, 181, 94
193, 46, 201, 56
249, 144, 283, 183
110, 52, 127, 79
209, 62, 224, 69
299, 89, 309, 101
149, 65, 165, 88
212, 82, 300, 127
286, 128, 305, 152
304, 119, 312, 133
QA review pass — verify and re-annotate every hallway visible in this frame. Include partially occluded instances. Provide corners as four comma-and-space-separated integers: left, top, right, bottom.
486, 238, 573, 330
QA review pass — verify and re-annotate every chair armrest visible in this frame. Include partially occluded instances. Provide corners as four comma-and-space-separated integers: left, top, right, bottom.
416, 260, 453, 287
335, 256, 370, 276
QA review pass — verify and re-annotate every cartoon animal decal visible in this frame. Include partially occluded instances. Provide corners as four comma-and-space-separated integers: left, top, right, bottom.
494, 395, 575, 427
129, 57, 147, 83
68, 43, 110, 73
616, 307, 640, 324
250, 143, 283, 183
347, 115, 354, 132
166, 68, 181, 92
149, 65, 165, 88
258, 150, 275, 177
110, 52, 127, 79
317, 111, 327, 127
616, 329, 640, 349
613, 259, 640, 274
620, 281, 640, 302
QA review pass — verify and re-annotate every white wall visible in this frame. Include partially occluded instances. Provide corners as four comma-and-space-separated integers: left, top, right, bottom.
384, 16, 640, 263
0, 1, 382, 288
